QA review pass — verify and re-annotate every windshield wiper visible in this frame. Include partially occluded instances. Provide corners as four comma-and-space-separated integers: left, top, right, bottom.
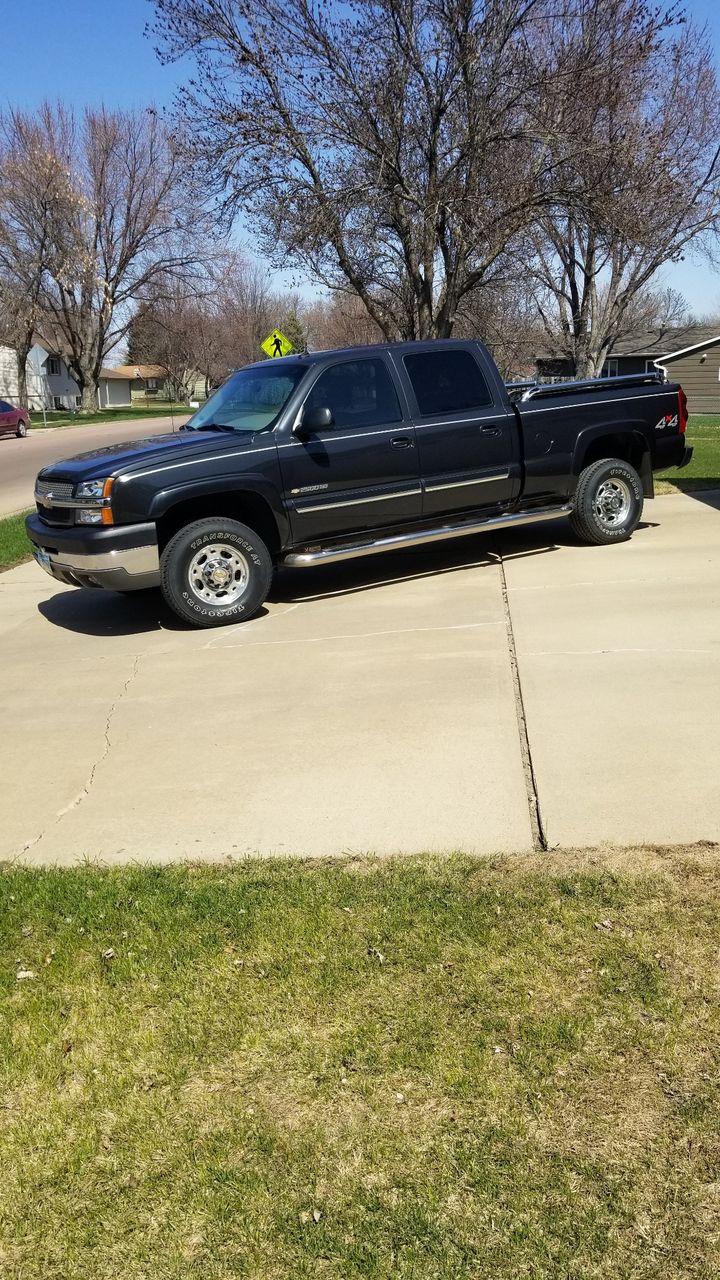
192, 422, 237, 433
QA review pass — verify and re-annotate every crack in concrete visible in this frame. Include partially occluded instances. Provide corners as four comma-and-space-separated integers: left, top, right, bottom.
202, 601, 302, 650
208, 620, 501, 652
17, 654, 142, 858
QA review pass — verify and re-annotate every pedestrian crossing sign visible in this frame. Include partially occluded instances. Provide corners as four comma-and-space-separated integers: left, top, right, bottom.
261, 329, 293, 358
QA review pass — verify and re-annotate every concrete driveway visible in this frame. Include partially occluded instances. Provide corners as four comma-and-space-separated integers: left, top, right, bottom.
0, 416, 188, 517
1, 490, 718, 864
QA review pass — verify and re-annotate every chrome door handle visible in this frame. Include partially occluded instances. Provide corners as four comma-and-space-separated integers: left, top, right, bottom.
390, 436, 412, 448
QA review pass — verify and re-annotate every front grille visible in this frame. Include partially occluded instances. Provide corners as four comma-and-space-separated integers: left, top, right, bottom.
36, 478, 74, 500
36, 503, 74, 527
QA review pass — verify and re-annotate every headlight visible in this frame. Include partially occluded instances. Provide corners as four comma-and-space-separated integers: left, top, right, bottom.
74, 477, 114, 525
75, 478, 110, 501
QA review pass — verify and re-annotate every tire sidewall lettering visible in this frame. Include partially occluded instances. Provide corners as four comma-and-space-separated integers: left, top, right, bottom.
181, 589, 247, 617
604, 466, 641, 501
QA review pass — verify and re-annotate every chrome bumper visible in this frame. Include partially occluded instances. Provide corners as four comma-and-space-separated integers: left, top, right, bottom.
32, 539, 160, 592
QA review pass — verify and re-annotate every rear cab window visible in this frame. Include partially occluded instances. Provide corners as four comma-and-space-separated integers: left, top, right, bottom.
403, 349, 492, 417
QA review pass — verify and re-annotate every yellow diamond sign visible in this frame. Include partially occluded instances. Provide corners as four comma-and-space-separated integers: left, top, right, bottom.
261, 328, 293, 359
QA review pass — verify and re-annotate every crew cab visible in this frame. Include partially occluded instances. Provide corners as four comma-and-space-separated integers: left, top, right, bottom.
26, 340, 692, 628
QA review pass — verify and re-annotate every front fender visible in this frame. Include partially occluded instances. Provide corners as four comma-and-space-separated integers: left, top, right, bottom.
147, 474, 291, 545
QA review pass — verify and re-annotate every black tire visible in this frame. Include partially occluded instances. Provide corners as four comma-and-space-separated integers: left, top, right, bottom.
160, 517, 272, 628
570, 457, 643, 546
16, 419, 27, 438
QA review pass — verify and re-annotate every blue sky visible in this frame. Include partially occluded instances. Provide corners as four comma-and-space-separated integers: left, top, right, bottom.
2, 0, 719, 316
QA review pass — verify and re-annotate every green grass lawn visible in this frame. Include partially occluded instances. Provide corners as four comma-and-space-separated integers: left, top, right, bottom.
655, 414, 720, 492
29, 404, 191, 429
0, 510, 32, 572
2, 851, 720, 1279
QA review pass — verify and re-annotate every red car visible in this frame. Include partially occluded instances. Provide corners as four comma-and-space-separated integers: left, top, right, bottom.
0, 399, 30, 437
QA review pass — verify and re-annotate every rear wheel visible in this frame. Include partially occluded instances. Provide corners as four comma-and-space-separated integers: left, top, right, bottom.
160, 517, 273, 628
16, 419, 27, 438
570, 457, 643, 545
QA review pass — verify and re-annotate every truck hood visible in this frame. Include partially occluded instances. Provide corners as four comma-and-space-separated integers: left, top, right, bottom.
37, 429, 264, 485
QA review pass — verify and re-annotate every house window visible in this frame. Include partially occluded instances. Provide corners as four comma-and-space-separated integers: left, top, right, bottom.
604, 359, 619, 378
53, 396, 63, 410
146, 378, 159, 391
645, 360, 658, 373
76, 396, 82, 407
47, 356, 61, 376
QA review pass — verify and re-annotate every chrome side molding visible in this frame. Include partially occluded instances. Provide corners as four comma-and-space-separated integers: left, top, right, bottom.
282, 504, 573, 568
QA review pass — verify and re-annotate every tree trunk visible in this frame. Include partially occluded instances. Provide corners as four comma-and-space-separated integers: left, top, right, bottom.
16, 348, 30, 409
79, 380, 99, 412
572, 339, 603, 380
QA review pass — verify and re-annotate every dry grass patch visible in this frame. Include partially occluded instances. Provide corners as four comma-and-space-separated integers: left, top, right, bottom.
1, 850, 720, 1278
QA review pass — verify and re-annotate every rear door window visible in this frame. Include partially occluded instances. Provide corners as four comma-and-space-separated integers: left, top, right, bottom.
403, 350, 492, 416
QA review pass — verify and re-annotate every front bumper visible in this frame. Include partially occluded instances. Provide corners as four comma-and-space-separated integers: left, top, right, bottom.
25, 515, 160, 591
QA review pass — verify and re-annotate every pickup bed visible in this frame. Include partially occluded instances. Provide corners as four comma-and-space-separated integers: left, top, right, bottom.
27, 339, 692, 628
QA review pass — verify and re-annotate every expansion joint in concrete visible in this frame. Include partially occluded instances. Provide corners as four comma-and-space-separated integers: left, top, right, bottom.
495, 552, 547, 853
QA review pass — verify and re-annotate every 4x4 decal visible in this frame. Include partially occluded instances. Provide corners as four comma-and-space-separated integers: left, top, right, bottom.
654, 413, 678, 431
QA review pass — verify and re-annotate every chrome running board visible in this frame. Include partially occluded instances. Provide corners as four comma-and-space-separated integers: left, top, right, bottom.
283, 504, 573, 568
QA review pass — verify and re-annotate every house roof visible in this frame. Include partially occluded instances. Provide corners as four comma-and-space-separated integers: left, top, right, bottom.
110, 363, 168, 379
655, 332, 720, 363
610, 325, 720, 358
538, 324, 720, 362
99, 367, 133, 381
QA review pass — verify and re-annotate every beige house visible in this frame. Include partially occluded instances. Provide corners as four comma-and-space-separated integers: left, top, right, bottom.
653, 333, 720, 414
110, 364, 171, 402
97, 368, 134, 408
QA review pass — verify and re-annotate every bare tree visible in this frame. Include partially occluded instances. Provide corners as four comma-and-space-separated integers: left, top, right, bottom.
526, 2, 720, 377
456, 275, 545, 378
127, 252, 302, 394
126, 286, 200, 402
0, 103, 214, 410
302, 292, 385, 351
0, 114, 74, 407
151, 0, 556, 341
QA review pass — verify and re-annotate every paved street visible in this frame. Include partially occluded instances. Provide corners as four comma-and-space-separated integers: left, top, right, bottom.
1, 490, 718, 864
0, 416, 188, 518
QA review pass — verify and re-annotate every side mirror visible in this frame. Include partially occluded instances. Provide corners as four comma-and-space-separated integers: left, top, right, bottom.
298, 405, 334, 435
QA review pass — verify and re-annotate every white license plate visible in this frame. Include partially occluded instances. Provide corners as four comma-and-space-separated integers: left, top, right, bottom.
34, 548, 52, 574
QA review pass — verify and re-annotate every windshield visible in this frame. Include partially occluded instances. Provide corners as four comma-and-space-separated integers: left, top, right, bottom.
185, 362, 307, 433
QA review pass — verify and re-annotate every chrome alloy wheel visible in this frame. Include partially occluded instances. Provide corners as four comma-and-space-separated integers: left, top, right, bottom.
593, 478, 632, 528
187, 542, 250, 605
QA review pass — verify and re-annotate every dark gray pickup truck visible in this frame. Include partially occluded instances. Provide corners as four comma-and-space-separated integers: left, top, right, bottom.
27, 339, 692, 628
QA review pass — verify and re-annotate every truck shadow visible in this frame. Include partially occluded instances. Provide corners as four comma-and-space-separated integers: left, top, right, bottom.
270, 516, 660, 604
676, 487, 720, 510
37, 588, 189, 637
271, 524, 571, 603
36, 515, 660, 635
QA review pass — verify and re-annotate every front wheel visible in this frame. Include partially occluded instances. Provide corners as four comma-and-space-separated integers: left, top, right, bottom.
160, 517, 273, 628
570, 458, 643, 545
